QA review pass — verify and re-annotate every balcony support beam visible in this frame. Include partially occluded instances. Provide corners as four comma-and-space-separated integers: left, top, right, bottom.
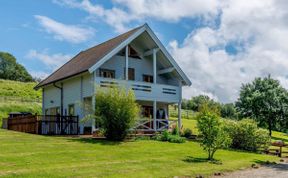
178, 81, 182, 131
125, 45, 129, 80
143, 48, 159, 57
158, 67, 174, 75
153, 100, 157, 132
153, 48, 157, 84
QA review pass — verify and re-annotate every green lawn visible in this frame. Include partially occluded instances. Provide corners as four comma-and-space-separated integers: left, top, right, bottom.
0, 128, 279, 178
0, 79, 42, 127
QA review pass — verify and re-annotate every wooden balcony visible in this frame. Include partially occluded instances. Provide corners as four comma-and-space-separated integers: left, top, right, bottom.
95, 77, 180, 103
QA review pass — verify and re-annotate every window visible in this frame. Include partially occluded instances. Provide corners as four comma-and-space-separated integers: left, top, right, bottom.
143, 75, 153, 83
118, 45, 141, 59
99, 68, 115, 78
124, 68, 135, 80
68, 104, 75, 116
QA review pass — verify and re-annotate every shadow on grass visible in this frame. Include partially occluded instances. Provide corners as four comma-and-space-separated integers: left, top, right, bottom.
183, 156, 222, 165
66, 138, 122, 145
253, 159, 288, 171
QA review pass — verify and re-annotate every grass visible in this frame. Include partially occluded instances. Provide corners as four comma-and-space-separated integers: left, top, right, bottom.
0, 79, 42, 127
0, 128, 279, 178
0, 79, 41, 101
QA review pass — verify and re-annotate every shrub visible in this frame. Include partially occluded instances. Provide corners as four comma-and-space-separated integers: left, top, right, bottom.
94, 87, 139, 141
155, 130, 185, 143
171, 126, 180, 135
223, 119, 271, 151
182, 128, 193, 138
197, 106, 231, 160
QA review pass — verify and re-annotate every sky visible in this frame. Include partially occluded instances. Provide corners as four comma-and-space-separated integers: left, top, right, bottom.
1, 0, 288, 103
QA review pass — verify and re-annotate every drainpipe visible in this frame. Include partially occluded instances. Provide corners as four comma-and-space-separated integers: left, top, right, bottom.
53, 83, 63, 116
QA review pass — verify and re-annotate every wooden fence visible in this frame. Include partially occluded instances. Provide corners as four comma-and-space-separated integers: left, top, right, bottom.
5, 115, 79, 135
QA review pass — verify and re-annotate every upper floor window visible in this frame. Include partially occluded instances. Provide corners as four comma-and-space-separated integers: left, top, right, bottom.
143, 75, 153, 83
99, 68, 115, 78
124, 68, 135, 80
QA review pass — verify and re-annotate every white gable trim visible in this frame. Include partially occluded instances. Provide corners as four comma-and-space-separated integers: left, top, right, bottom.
88, 24, 192, 86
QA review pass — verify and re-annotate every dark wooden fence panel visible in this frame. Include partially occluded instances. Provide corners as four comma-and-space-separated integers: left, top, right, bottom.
8, 115, 38, 134
6, 115, 79, 135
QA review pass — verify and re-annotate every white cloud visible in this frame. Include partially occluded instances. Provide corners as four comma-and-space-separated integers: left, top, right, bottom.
29, 71, 50, 80
169, 0, 288, 102
53, 0, 220, 33
34, 15, 94, 43
53, 0, 288, 103
27, 49, 71, 71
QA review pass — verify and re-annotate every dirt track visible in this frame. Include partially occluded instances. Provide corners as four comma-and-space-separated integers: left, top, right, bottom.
217, 160, 288, 178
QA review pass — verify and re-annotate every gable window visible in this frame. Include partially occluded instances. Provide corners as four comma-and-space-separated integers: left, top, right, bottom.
124, 68, 135, 80
99, 68, 115, 78
143, 75, 153, 83
68, 104, 75, 116
118, 45, 141, 59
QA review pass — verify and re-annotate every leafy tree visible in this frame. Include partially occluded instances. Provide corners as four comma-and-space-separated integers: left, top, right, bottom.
0, 52, 34, 82
94, 87, 139, 141
197, 105, 231, 160
220, 103, 237, 119
183, 95, 221, 112
223, 119, 270, 151
236, 76, 288, 135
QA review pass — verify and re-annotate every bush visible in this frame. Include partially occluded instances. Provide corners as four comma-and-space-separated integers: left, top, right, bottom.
223, 119, 271, 151
182, 128, 193, 138
197, 105, 231, 160
155, 130, 185, 143
94, 87, 139, 141
171, 126, 180, 135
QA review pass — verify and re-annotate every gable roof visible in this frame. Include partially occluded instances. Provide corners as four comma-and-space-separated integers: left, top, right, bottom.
35, 25, 143, 89
35, 24, 191, 89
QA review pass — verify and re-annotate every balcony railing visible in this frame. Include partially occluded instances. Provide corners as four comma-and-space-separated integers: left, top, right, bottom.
95, 77, 180, 103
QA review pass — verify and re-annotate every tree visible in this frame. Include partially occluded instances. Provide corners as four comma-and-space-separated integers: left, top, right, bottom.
0, 52, 34, 82
94, 87, 139, 141
220, 103, 237, 119
184, 95, 221, 112
197, 105, 231, 160
236, 75, 288, 135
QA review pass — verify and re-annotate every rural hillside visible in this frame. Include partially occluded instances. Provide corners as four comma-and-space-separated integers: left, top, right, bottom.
0, 79, 41, 125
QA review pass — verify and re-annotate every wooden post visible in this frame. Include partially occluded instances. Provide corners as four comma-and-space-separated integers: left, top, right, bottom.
178, 102, 182, 131
153, 49, 157, 84
153, 100, 157, 131
125, 45, 129, 80
178, 81, 182, 131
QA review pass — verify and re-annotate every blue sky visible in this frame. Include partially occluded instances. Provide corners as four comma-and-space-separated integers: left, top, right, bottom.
0, 0, 199, 76
1, 0, 288, 103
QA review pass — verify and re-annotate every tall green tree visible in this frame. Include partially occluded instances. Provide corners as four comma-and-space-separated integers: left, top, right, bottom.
197, 104, 231, 160
0, 52, 34, 82
236, 76, 288, 135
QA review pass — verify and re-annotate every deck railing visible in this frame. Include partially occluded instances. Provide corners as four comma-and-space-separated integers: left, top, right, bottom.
95, 77, 180, 103
133, 118, 177, 131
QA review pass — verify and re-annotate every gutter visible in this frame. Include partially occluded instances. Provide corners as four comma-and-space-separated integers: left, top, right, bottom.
53, 83, 63, 116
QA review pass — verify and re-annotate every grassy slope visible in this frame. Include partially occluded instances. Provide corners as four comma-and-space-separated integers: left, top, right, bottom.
0, 128, 278, 178
0, 79, 41, 125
